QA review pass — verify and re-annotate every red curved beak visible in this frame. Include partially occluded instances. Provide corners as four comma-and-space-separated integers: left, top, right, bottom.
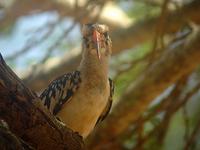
92, 30, 101, 60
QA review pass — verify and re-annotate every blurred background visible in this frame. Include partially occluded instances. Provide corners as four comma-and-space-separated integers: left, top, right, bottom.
0, 0, 200, 149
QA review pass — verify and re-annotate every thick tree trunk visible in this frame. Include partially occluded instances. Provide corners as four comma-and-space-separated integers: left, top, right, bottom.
0, 54, 85, 150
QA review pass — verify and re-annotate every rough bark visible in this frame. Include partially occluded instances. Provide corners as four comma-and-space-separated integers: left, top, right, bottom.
0, 120, 35, 150
22, 0, 200, 91
88, 31, 200, 149
0, 54, 85, 150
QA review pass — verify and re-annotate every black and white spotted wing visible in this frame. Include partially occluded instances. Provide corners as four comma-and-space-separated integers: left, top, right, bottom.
40, 70, 81, 115
96, 78, 114, 124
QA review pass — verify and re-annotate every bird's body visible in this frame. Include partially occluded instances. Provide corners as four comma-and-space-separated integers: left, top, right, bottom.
40, 23, 113, 138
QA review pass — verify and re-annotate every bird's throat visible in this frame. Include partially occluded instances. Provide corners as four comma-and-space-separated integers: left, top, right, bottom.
78, 54, 109, 83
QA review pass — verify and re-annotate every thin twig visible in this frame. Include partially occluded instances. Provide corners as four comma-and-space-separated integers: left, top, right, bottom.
183, 105, 190, 144
5, 19, 61, 61
184, 118, 200, 150
149, 0, 170, 64
113, 48, 162, 81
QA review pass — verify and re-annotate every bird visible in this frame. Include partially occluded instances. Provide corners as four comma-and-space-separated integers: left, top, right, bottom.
40, 23, 114, 138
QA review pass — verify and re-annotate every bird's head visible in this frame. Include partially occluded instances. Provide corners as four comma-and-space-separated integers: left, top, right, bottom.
81, 23, 112, 60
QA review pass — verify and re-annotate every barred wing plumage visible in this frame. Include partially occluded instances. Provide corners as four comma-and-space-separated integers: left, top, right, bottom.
40, 71, 81, 115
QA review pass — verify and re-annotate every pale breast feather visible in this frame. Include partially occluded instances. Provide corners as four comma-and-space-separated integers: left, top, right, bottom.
96, 78, 114, 124
40, 70, 81, 115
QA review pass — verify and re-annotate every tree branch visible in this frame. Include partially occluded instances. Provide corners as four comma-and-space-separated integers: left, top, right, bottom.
0, 54, 85, 150
0, 120, 35, 150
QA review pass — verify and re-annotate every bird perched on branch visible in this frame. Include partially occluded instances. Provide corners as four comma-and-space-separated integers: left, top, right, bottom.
40, 23, 114, 138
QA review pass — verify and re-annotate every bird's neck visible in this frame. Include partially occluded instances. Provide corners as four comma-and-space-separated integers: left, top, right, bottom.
78, 53, 109, 83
